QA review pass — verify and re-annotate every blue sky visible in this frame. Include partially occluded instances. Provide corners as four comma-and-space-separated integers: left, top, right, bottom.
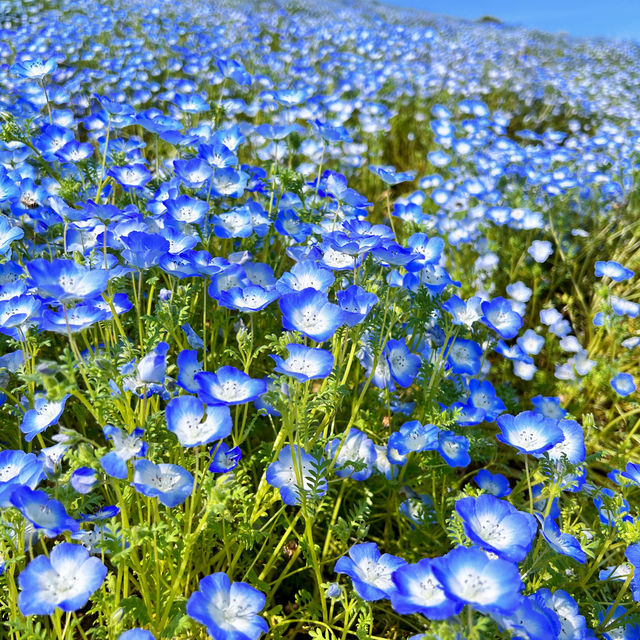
379, 0, 640, 39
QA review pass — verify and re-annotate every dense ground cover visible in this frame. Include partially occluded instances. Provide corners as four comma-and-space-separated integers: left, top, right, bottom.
2, 0, 640, 638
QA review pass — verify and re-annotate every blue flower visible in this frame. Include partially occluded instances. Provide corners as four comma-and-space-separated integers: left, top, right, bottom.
531, 395, 567, 419
131, 460, 194, 508
100, 425, 147, 479
391, 558, 462, 619
467, 379, 505, 422
11, 487, 79, 537
166, 396, 232, 447
496, 411, 564, 455
456, 494, 537, 562
611, 373, 636, 397
0, 450, 44, 507
108, 164, 152, 190
266, 445, 327, 505
385, 339, 422, 388
20, 394, 69, 442
540, 517, 587, 564
528, 240, 554, 263
432, 546, 524, 615
336, 285, 378, 326
11, 57, 57, 79
276, 260, 335, 295
595, 260, 634, 281
547, 419, 586, 465
196, 366, 267, 406
188, 575, 267, 640
26, 259, 108, 303
437, 431, 471, 467
326, 428, 376, 481
209, 442, 242, 473
474, 469, 511, 497
217, 285, 280, 312
334, 542, 406, 601
279, 288, 345, 342
176, 349, 203, 393
445, 338, 483, 376
481, 297, 523, 340
118, 631, 155, 640
536, 589, 586, 640
493, 592, 561, 640
18, 543, 107, 615
270, 343, 334, 382
70, 467, 98, 494
387, 421, 439, 456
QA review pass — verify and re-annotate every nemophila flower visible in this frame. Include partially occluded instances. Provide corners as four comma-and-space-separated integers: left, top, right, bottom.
467, 379, 505, 421
326, 428, 376, 481
540, 517, 587, 563
121, 232, 170, 270
391, 559, 462, 619
166, 396, 232, 447
19, 394, 69, 442
164, 195, 208, 225
384, 339, 422, 387
600, 606, 640, 640
279, 288, 345, 342
266, 445, 327, 505
474, 469, 511, 497
625, 545, 640, 601
132, 460, 193, 508
10, 487, 79, 537
70, 468, 97, 494
445, 337, 483, 376
108, 164, 152, 190
547, 419, 586, 465
387, 421, 439, 456
595, 260, 634, 281
455, 494, 537, 562
172, 157, 212, 188
26, 259, 108, 303
536, 589, 587, 640
442, 295, 483, 327
196, 366, 267, 406
270, 343, 334, 382
18, 543, 107, 616
0, 217, 24, 254
276, 260, 334, 295
531, 395, 567, 419
493, 593, 561, 640
528, 240, 553, 263
481, 297, 522, 340
611, 373, 636, 397
209, 442, 242, 473
11, 57, 57, 79
118, 630, 155, 640
41, 302, 109, 334
186, 573, 267, 640
594, 488, 632, 527
336, 285, 378, 326
518, 329, 545, 355
100, 425, 147, 480
369, 165, 415, 186
437, 431, 471, 467
620, 462, 640, 486
120, 342, 170, 397
496, 411, 564, 455
334, 542, 406, 601
0, 450, 44, 507
449, 401, 485, 426
217, 285, 280, 312
177, 349, 203, 394
432, 546, 524, 615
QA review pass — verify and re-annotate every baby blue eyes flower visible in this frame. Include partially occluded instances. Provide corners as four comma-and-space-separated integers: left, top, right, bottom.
595, 260, 634, 281
456, 494, 537, 562
209, 442, 242, 473
334, 542, 407, 601
528, 240, 554, 263
70, 467, 98, 494
540, 517, 587, 564
270, 343, 334, 382
391, 558, 462, 619
326, 428, 376, 481
387, 421, 439, 456
481, 297, 523, 340
100, 425, 147, 479
625, 544, 640, 601
132, 460, 194, 508
445, 337, 483, 376
108, 164, 152, 190
26, 258, 109, 303
166, 395, 232, 447
536, 589, 587, 640
0, 450, 44, 507
279, 288, 345, 342
195, 366, 267, 406
11, 57, 57, 79
474, 469, 511, 497
611, 373, 636, 397
20, 394, 69, 442
437, 431, 471, 467
431, 546, 524, 615
496, 411, 565, 455
18, 543, 107, 615
218, 285, 280, 312
11, 487, 79, 537
186, 572, 268, 640
336, 285, 378, 326
118, 631, 155, 640
266, 445, 327, 505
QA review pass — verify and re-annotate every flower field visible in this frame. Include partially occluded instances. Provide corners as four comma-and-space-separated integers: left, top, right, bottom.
2, 0, 640, 638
